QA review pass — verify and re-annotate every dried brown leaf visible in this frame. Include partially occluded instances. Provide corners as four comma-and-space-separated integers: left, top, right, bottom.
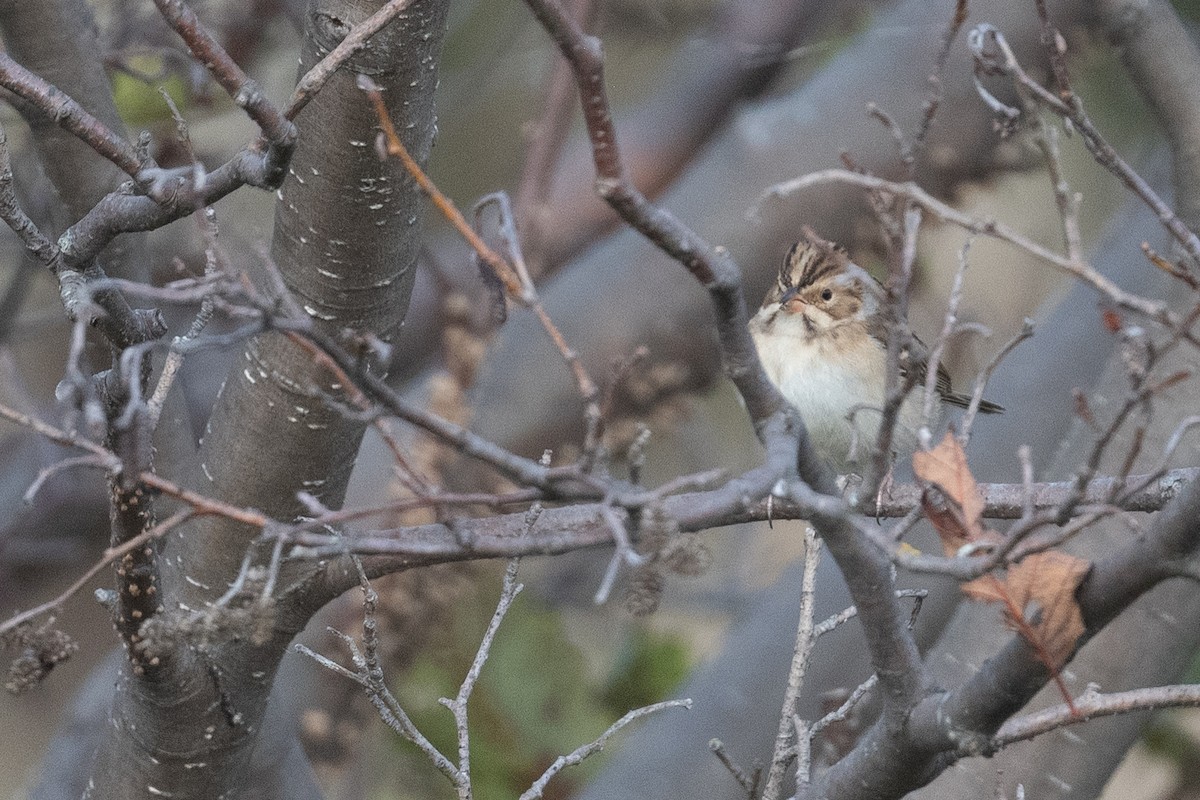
1006, 551, 1091, 668
913, 431, 985, 555
964, 551, 1091, 670
919, 492, 973, 556
961, 573, 1004, 604
913, 437, 1091, 674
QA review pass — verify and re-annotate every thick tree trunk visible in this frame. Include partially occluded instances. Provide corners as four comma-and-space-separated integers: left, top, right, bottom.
55, 2, 451, 798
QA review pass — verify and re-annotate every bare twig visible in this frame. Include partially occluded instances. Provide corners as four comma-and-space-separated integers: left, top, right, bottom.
276, 462, 1197, 573
969, 23, 1200, 268
709, 738, 758, 798
0, 401, 116, 465
868, 206, 923, 494
911, 0, 969, 159
520, 0, 798, 443
152, 0, 294, 148
0, 53, 147, 182
921, 237, 974, 439
444, 559, 524, 798
23, 455, 113, 504
0, 510, 192, 639
299, 557, 687, 800
798, 674, 879, 787
959, 319, 1035, 443
811, 589, 929, 638
519, 698, 692, 800
295, 570, 458, 780
811, 674, 880, 739
0, 125, 163, 348
756, 169, 1171, 322
1036, 120, 1084, 265
359, 75, 524, 298
148, 210, 220, 427
287, 0, 418, 119
763, 527, 821, 800
990, 683, 1200, 750
360, 77, 601, 413
593, 502, 646, 604
511, 0, 599, 276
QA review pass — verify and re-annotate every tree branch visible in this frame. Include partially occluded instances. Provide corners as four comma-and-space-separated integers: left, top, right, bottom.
991, 684, 1200, 749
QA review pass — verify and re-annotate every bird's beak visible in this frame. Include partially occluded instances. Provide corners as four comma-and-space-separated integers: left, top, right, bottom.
780, 286, 805, 312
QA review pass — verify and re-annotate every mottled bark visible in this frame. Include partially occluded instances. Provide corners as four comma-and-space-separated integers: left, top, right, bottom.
72, 2, 450, 798
175, 0, 446, 598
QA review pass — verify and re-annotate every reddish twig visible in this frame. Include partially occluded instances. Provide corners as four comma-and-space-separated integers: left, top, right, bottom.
0, 53, 147, 182
358, 75, 600, 407
152, 0, 294, 146
359, 75, 525, 299
0, 510, 192, 640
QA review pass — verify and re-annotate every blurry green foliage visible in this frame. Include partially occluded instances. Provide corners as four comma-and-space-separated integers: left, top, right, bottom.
110, 56, 189, 126
600, 627, 691, 716
1132, 650, 1200, 791
1143, 713, 1200, 766
389, 581, 692, 800
1173, 0, 1200, 22
1184, 646, 1200, 684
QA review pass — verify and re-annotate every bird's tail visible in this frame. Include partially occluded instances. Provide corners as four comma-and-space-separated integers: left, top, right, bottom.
942, 393, 1004, 414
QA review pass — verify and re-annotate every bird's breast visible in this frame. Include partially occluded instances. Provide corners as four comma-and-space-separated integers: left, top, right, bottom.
751, 320, 906, 468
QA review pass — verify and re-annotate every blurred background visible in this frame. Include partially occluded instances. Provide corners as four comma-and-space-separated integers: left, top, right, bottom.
2, 0, 1200, 798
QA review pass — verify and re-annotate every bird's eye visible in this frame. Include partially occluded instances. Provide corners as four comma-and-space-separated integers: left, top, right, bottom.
820, 288, 833, 301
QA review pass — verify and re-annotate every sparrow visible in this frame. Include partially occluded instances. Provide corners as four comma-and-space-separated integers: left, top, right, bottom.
748, 237, 1002, 472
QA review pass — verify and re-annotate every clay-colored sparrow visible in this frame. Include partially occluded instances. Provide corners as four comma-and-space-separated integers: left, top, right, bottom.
749, 237, 1001, 472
